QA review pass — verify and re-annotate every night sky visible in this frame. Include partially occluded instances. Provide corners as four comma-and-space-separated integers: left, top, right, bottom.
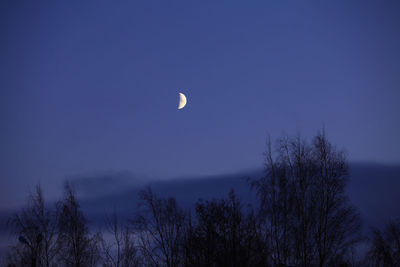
1, 1, 400, 209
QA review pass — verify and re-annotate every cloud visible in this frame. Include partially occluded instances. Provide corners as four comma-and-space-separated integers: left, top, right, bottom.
2, 163, 400, 234
67, 170, 149, 199
68, 163, 400, 232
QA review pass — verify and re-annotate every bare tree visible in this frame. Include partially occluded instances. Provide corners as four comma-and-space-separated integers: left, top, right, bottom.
7, 185, 58, 267
185, 190, 268, 267
366, 219, 400, 266
100, 212, 141, 267
132, 187, 185, 267
250, 136, 301, 265
56, 182, 100, 267
4, 131, 367, 266
311, 132, 361, 266
250, 131, 362, 266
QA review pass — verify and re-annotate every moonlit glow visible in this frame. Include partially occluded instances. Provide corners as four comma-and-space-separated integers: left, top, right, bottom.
178, 93, 187, 109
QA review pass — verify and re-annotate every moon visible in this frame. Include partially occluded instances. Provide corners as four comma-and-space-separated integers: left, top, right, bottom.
178, 93, 187, 109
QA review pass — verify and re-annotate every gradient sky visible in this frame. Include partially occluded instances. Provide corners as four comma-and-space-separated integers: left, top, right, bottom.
1, 1, 400, 208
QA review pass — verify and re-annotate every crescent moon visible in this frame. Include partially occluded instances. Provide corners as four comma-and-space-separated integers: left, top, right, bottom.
178, 93, 187, 109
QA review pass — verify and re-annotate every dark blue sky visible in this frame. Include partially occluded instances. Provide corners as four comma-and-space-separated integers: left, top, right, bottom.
1, 1, 400, 208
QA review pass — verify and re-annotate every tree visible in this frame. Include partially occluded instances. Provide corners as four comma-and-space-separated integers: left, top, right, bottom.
366, 219, 400, 266
3, 130, 367, 266
7, 185, 58, 267
250, 136, 295, 266
100, 212, 141, 267
250, 131, 362, 266
56, 182, 100, 267
311, 132, 361, 266
133, 187, 186, 267
185, 190, 268, 267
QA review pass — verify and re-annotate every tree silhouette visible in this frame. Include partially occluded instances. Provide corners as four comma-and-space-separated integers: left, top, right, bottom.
56, 183, 100, 267
132, 187, 186, 267
184, 190, 268, 267
7, 185, 58, 267
366, 219, 400, 266
100, 212, 141, 267
250, 131, 362, 266
3, 131, 373, 266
